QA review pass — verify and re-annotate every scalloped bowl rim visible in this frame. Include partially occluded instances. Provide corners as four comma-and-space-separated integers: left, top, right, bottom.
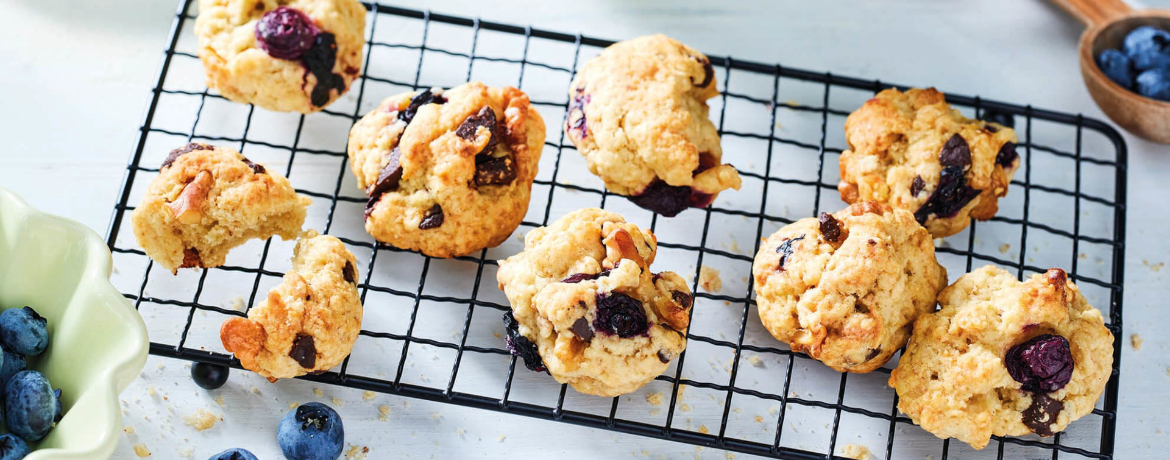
0, 188, 148, 460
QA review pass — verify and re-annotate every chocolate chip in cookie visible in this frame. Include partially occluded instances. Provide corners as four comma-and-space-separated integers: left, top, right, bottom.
161, 142, 213, 169
418, 204, 444, 229
1022, 393, 1064, 437
474, 155, 517, 186
289, 334, 317, 369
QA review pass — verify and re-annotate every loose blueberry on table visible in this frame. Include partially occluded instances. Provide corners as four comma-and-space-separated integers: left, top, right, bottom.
277, 402, 345, 460
191, 362, 231, 390
208, 447, 259, 460
0, 434, 29, 460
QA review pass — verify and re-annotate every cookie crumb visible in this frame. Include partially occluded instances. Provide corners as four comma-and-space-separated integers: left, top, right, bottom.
1132, 334, 1143, 351
699, 266, 722, 293
838, 444, 872, 460
498, 435, 506, 442
289, 401, 299, 410
214, 396, 225, 406
344, 444, 369, 460
313, 388, 324, 397
755, 416, 763, 423
250, 386, 261, 395
229, 296, 246, 312
748, 355, 764, 368
177, 446, 194, 458
999, 244, 1011, 254
124, 426, 135, 435
1144, 260, 1164, 272
183, 409, 219, 431
724, 453, 737, 460
698, 425, 709, 434
378, 405, 391, 422
362, 391, 376, 401
333, 397, 344, 406
645, 391, 663, 406
147, 386, 157, 397
133, 444, 151, 457
679, 403, 692, 412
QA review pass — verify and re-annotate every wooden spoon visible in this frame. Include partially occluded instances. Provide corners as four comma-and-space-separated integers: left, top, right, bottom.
1053, 0, 1170, 143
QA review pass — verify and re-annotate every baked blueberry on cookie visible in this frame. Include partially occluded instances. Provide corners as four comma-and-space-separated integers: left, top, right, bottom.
496, 208, 692, 396
565, 34, 741, 217
220, 231, 363, 381
195, 0, 366, 112
132, 143, 310, 273
348, 82, 545, 258
751, 202, 947, 373
838, 88, 1020, 238
889, 266, 1114, 449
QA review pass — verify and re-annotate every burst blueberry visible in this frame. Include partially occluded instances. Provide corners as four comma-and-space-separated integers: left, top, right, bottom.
255, 6, 318, 60
208, 448, 259, 460
0, 434, 29, 460
277, 402, 345, 460
502, 312, 545, 372
0, 307, 49, 356
593, 292, 648, 338
4, 370, 61, 441
1004, 334, 1074, 393
1096, 49, 1135, 88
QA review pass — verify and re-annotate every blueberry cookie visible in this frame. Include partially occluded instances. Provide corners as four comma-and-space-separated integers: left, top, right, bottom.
564, 34, 741, 217
349, 82, 545, 258
496, 208, 692, 396
751, 202, 947, 373
889, 266, 1113, 449
838, 88, 1019, 238
220, 230, 363, 381
195, 0, 366, 113
132, 143, 311, 273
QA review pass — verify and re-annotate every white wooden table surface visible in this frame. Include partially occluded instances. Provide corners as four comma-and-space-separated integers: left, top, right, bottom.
1, 0, 1168, 459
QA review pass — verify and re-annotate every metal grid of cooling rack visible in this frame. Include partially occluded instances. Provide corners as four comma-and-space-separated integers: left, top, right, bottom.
104, 0, 1127, 458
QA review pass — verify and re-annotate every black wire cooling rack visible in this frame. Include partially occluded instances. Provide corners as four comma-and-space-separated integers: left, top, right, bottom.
104, 0, 1127, 458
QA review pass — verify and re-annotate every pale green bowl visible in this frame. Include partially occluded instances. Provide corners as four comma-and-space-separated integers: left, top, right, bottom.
0, 188, 148, 459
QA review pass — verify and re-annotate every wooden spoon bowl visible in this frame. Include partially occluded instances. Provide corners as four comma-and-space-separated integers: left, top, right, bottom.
1055, 0, 1170, 143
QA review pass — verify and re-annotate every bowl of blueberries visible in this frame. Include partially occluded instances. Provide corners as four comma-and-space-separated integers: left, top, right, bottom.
0, 188, 149, 459
1080, 9, 1170, 143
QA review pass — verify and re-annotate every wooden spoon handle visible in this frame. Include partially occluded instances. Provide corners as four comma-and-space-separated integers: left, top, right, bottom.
1051, 0, 1134, 27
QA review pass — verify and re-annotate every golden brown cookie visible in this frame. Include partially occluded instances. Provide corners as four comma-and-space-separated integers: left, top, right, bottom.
496, 208, 692, 396
131, 143, 310, 273
220, 230, 363, 381
889, 265, 1113, 449
838, 88, 1019, 237
195, 0, 366, 112
565, 34, 741, 217
751, 202, 947, 372
349, 82, 545, 258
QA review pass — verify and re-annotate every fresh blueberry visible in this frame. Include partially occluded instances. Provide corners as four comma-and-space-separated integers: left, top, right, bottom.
0, 345, 26, 389
1123, 26, 1170, 71
0, 307, 49, 356
191, 362, 230, 390
1096, 49, 1135, 88
208, 448, 259, 460
1004, 334, 1074, 393
277, 402, 344, 460
0, 434, 29, 460
4, 370, 61, 441
255, 6, 318, 60
1136, 67, 1170, 101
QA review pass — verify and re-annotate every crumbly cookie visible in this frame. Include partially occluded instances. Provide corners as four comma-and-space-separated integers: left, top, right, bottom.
838, 88, 1020, 238
220, 230, 363, 381
751, 202, 947, 373
132, 143, 310, 273
565, 34, 741, 217
349, 82, 545, 258
195, 0, 366, 112
496, 208, 692, 396
889, 265, 1114, 449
